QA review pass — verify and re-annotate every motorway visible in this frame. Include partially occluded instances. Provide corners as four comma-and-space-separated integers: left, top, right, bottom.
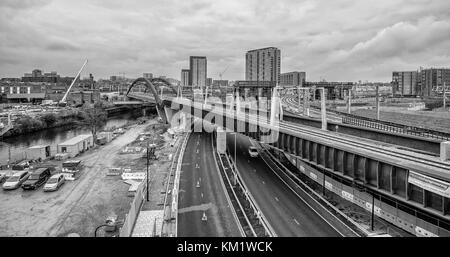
177, 132, 241, 237
226, 132, 342, 237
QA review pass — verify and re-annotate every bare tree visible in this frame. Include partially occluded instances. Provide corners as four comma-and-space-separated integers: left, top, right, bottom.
80, 102, 108, 141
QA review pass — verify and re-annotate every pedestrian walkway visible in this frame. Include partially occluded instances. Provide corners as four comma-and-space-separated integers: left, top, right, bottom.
132, 210, 164, 237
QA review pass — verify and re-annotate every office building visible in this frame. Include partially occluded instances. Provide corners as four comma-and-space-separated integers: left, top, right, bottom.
419, 68, 450, 97
245, 47, 281, 84
143, 73, 153, 80
392, 71, 419, 96
21, 69, 73, 84
181, 69, 190, 87
189, 56, 207, 89
280, 71, 306, 87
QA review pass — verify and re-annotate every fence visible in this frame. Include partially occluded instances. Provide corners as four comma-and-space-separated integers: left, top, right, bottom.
304, 102, 450, 141
119, 180, 147, 237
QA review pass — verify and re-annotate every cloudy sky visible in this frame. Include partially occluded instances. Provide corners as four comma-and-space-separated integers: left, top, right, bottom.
1, 0, 450, 82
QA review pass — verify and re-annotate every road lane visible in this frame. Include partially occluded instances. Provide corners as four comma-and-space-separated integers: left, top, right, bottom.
177, 132, 241, 237
227, 133, 341, 237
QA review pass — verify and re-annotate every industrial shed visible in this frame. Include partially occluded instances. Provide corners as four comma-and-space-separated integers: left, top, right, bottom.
57, 134, 93, 158
26, 145, 51, 161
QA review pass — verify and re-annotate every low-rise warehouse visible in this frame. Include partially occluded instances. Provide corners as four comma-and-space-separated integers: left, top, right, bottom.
57, 134, 93, 158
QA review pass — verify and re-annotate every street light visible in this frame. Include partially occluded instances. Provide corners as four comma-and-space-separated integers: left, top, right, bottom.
94, 224, 109, 237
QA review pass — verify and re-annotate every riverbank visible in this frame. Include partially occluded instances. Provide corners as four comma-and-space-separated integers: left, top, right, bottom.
0, 109, 156, 164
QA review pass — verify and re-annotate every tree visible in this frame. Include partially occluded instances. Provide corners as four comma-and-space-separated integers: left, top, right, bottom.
79, 102, 108, 141
40, 113, 57, 127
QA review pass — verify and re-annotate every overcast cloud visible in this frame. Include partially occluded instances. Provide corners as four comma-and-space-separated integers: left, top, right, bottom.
1, 0, 450, 81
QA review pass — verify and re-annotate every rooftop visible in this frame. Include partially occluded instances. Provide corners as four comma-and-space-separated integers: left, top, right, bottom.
28, 145, 49, 149
59, 134, 92, 146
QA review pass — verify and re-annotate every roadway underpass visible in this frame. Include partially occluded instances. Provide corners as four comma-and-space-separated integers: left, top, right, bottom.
226, 132, 342, 237
177, 132, 241, 237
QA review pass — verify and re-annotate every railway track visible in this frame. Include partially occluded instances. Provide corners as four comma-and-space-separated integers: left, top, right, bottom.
243, 115, 450, 180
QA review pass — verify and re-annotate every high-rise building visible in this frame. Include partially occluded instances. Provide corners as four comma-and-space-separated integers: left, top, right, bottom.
392, 71, 419, 96
206, 78, 213, 87
143, 73, 153, 80
419, 68, 450, 97
189, 56, 207, 89
181, 69, 190, 87
245, 47, 281, 84
280, 71, 306, 87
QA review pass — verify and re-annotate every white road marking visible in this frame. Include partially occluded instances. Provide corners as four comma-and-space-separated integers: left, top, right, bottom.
275, 197, 279, 202
262, 181, 265, 185
293, 218, 300, 225
201, 193, 204, 198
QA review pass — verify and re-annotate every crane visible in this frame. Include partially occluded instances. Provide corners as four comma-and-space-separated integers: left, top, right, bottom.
218, 65, 229, 81
59, 59, 88, 106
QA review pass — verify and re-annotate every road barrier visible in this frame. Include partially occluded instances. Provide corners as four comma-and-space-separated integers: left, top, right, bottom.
224, 149, 277, 237
171, 131, 191, 237
214, 142, 255, 237
258, 146, 366, 237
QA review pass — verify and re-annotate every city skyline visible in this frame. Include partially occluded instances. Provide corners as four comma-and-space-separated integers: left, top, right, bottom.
1, 0, 450, 82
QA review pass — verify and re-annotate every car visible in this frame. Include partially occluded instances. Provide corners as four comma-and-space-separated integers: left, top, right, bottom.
2, 170, 30, 190
248, 146, 259, 157
0, 170, 16, 183
12, 160, 30, 171
21, 168, 51, 190
43, 173, 65, 192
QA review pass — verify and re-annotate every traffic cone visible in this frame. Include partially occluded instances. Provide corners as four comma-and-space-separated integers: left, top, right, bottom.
202, 211, 207, 221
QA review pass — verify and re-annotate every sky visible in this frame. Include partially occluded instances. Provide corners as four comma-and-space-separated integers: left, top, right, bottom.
1, 0, 450, 82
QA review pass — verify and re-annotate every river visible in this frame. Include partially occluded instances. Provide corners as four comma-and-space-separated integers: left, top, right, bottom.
0, 109, 153, 163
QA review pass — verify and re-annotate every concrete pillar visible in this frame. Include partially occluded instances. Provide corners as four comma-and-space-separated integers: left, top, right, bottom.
347, 90, 352, 114
321, 89, 327, 131
216, 128, 226, 154
303, 90, 310, 116
376, 85, 380, 120
164, 106, 173, 125
440, 141, 450, 162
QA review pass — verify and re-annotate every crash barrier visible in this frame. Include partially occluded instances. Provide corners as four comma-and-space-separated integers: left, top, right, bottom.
213, 139, 253, 237
171, 132, 191, 237
260, 146, 366, 237
224, 150, 276, 237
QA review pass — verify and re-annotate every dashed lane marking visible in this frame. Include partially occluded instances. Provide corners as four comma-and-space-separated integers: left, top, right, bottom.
293, 219, 300, 225
275, 197, 279, 202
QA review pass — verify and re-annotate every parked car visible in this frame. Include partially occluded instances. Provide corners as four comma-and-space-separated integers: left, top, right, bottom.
248, 146, 259, 157
43, 173, 65, 192
21, 168, 51, 190
12, 160, 30, 171
2, 170, 30, 190
0, 170, 16, 183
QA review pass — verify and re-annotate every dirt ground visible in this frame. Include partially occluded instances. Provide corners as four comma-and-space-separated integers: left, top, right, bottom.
0, 118, 167, 237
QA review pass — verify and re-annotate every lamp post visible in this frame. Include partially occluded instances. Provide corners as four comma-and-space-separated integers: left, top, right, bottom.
146, 140, 150, 202
94, 224, 108, 237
